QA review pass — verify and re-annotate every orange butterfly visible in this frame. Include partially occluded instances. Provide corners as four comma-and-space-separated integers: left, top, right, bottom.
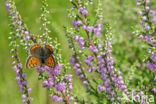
26, 44, 55, 69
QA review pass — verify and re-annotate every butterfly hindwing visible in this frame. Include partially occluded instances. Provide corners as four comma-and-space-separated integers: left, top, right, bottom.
26, 56, 41, 69
45, 55, 55, 68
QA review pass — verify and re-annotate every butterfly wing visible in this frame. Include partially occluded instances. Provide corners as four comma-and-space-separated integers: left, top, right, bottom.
45, 55, 55, 68
30, 44, 41, 57
45, 44, 53, 54
26, 56, 41, 69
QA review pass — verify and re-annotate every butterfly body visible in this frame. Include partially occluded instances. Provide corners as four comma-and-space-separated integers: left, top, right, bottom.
26, 44, 55, 69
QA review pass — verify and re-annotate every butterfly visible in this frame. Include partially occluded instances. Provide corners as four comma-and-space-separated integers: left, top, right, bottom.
26, 44, 55, 69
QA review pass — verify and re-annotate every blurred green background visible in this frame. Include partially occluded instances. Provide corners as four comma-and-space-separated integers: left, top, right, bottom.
0, 0, 155, 104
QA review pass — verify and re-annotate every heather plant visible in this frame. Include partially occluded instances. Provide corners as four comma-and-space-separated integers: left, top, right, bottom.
65, 0, 129, 103
135, 0, 156, 93
4, 0, 156, 104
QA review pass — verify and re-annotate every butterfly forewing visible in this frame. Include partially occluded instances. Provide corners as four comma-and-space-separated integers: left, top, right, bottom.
45, 44, 53, 54
26, 56, 41, 69
45, 55, 55, 68
30, 44, 42, 57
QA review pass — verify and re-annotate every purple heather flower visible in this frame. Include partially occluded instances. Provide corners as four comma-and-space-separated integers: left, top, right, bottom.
25, 31, 29, 35
27, 88, 32, 93
79, 74, 84, 80
21, 94, 26, 102
78, 7, 84, 13
98, 44, 102, 50
78, 37, 85, 49
22, 73, 27, 78
70, 6, 74, 10
21, 30, 24, 34
17, 78, 21, 85
75, 69, 81, 75
38, 39, 42, 43
69, 84, 73, 90
84, 55, 94, 66
142, 16, 147, 21
138, 11, 143, 16
70, 57, 75, 65
92, 67, 97, 71
135, 94, 140, 101
147, 61, 156, 72
145, 25, 150, 30
146, 0, 150, 4
73, 35, 79, 40
26, 36, 30, 42
138, 35, 144, 39
12, 61, 15, 65
145, 6, 150, 11
151, 16, 156, 26
37, 67, 45, 73
12, 18, 17, 22
42, 80, 48, 87
84, 59, 92, 66
28, 97, 33, 101
86, 26, 94, 31
151, 54, 156, 62
111, 98, 115, 102
79, 37, 84, 42
55, 82, 66, 91
82, 10, 88, 16
77, 20, 82, 25
47, 81, 54, 88
154, 74, 156, 81
89, 45, 98, 53
140, 91, 144, 96
88, 55, 94, 60
82, 25, 87, 30
48, 77, 54, 82
51, 95, 63, 102
16, 76, 21, 81
140, 20, 145, 25
22, 80, 27, 85
97, 54, 102, 61
87, 68, 91, 72
52, 64, 62, 75
73, 63, 80, 70
19, 84, 23, 90
18, 25, 21, 29
33, 37, 36, 41
13, 65, 19, 73
131, 90, 135, 95
152, 87, 156, 93
83, 81, 88, 87
144, 36, 148, 41
136, 2, 141, 6
72, 21, 78, 29
69, 97, 74, 101
78, 7, 89, 16
73, 35, 85, 49
72, 20, 82, 29
93, 24, 102, 36
18, 21, 22, 25
65, 74, 72, 79
149, 10, 156, 15
5, 3, 11, 8
97, 85, 105, 92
